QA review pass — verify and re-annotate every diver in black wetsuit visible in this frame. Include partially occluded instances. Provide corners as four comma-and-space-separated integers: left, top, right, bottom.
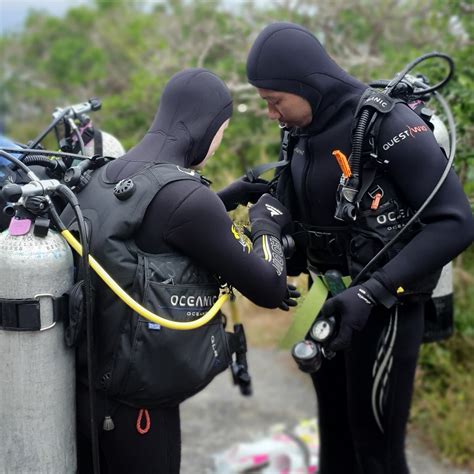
233, 22, 474, 474
75, 68, 294, 473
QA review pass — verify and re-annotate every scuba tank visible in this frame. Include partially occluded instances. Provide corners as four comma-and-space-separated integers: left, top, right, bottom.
0, 101, 126, 473
423, 113, 454, 342
0, 217, 76, 472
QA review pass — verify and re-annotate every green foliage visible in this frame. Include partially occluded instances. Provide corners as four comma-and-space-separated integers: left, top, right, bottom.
4, 0, 472, 192
453, 247, 474, 337
94, 0, 134, 11
413, 334, 474, 468
412, 245, 474, 468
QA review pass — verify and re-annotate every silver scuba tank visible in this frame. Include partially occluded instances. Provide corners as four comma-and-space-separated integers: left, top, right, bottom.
423, 112, 454, 342
431, 112, 450, 157
0, 221, 76, 472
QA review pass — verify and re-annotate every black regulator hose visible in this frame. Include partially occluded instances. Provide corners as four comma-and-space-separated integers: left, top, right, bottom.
0, 150, 35, 177
350, 108, 372, 183
385, 52, 454, 96
1, 147, 90, 163
21, 155, 64, 173
349, 53, 455, 285
50, 188, 101, 474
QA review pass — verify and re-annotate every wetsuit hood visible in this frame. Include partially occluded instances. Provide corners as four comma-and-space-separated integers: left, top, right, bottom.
112, 68, 232, 176
246, 22, 366, 132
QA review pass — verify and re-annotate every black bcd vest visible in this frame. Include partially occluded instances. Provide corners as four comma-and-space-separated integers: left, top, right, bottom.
275, 103, 442, 299
62, 162, 235, 408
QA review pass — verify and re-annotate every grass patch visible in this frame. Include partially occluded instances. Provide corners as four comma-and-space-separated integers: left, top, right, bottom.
412, 246, 474, 469
224, 296, 294, 348
412, 335, 474, 469
225, 274, 309, 349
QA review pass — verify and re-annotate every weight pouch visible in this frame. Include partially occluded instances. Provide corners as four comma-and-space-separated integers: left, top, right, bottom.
65, 280, 87, 347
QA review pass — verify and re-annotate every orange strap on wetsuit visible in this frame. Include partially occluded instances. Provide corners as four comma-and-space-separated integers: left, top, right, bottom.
332, 149, 352, 178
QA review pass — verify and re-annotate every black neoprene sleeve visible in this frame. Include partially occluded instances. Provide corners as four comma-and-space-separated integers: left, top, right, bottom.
372, 105, 474, 293
137, 181, 288, 308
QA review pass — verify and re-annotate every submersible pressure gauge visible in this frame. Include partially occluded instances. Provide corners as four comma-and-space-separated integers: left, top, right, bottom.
291, 340, 323, 373
310, 316, 336, 343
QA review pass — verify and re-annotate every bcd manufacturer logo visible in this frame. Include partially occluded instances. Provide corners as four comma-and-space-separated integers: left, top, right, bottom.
376, 208, 411, 225
265, 204, 283, 216
382, 124, 429, 151
210, 335, 218, 358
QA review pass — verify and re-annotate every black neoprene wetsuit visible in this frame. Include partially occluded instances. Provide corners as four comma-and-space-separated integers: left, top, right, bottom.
77, 69, 289, 473
247, 23, 474, 474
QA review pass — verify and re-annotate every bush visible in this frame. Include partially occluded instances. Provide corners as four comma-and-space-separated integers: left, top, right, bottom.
412, 247, 474, 468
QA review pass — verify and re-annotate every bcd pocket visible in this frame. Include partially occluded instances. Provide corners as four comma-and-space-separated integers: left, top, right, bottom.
105, 252, 231, 407
117, 315, 231, 407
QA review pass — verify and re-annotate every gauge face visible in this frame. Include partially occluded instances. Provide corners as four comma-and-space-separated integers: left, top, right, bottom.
311, 319, 332, 342
293, 340, 318, 360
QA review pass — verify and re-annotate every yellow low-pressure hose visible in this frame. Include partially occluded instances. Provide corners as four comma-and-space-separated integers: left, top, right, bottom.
61, 229, 230, 330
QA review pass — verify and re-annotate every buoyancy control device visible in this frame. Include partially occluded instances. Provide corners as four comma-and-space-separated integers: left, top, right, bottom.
335, 53, 456, 341
60, 162, 249, 408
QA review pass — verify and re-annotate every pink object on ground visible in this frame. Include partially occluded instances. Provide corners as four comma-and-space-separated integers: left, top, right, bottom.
252, 454, 269, 466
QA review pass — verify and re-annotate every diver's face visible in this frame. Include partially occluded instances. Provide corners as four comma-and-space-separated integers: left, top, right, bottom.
196, 119, 230, 169
257, 88, 312, 128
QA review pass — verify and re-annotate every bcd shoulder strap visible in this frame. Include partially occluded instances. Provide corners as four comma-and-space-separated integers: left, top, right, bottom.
245, 129, 292, 182
93, 128, 103, 156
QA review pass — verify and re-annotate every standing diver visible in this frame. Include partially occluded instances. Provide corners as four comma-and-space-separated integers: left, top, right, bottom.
69, 68, 295, 473
225, 22, 474, 474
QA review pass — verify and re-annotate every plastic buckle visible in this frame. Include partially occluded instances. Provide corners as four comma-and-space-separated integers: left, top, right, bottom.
0, 299, 41, 331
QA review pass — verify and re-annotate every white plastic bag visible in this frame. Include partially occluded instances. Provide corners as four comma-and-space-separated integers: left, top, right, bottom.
213, 418, 319, 473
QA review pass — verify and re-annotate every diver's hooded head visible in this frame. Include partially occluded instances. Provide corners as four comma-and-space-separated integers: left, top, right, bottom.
246, 22, 366, 131
113, 68, 232, 177
149, 68, 232, 166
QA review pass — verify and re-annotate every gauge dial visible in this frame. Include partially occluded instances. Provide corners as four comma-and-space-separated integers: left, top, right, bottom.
311, 318, 334, 342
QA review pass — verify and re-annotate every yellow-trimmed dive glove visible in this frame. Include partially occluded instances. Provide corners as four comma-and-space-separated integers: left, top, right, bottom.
248, 193, 291, 240
279, 284, 301, 311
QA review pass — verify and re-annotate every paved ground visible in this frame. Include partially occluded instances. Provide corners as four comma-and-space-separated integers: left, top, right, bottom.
181, 347, 470, 474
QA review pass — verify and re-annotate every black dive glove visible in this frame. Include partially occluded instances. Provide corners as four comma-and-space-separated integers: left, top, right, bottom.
217, 176, 270, 211
279, 284, 301, 311
321, 277, 398, 352
248, 193, 291, 241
